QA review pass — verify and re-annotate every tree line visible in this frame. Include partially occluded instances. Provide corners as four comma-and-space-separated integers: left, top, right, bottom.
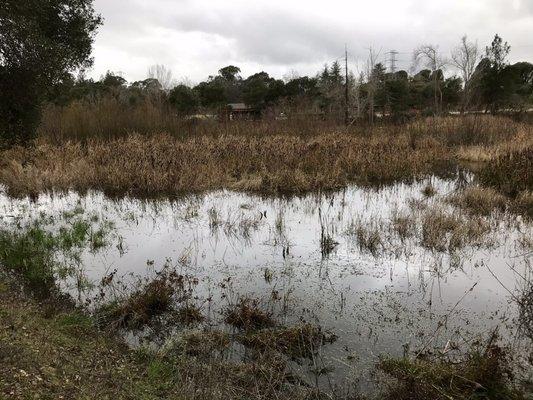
46, 34, 533, 122
1, 0, 532, 146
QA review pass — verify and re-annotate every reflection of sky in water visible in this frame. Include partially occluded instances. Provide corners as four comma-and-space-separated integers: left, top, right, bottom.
1, 176, 531, 391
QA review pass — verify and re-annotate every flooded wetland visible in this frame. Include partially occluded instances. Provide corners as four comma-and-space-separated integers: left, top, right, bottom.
2, 171, 531, 395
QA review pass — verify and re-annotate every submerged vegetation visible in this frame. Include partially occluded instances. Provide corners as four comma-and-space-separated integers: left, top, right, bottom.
0, 212, 113, 298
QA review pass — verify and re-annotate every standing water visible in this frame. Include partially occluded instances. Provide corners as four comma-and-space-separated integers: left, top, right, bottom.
1, 174, 531, 394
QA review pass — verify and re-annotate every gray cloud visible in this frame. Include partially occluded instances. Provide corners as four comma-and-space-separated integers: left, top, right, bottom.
90, 0, 533, 83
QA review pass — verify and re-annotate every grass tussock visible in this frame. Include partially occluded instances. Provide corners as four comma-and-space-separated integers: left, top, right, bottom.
348, 221, 384, 256
378, 346, 526, 400
391, 212, 417, 241
97, 270, 196, 330
168, 329, 231, 358
239, 324, 337, 359
421, 207, 491, 252
448, 186, 508, 216
176, 304, 205, 325
225, 298, 277, 331
421, 183, 437, 197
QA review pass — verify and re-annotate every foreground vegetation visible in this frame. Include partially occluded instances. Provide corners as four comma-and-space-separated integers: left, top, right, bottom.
1, 275, 529, 399
0, 207, 531, 399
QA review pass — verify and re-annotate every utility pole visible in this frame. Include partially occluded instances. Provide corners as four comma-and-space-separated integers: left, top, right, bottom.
344, 44, 349, 125
388, 50, 399, 74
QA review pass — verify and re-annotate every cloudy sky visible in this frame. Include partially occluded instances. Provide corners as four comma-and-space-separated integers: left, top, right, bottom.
89, 0, 533, 84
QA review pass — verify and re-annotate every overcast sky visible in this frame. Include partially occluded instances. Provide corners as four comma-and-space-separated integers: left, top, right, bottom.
89, 0, 533, 84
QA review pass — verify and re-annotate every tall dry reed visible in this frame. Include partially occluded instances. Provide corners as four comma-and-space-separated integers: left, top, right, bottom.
1, 115, 530, 198
0, 132, 449, 197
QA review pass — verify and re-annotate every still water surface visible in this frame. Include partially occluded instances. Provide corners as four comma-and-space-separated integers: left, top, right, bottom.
1, 175, 531, 391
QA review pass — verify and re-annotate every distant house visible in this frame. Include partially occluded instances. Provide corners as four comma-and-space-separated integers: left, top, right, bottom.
220, 103, 260, 121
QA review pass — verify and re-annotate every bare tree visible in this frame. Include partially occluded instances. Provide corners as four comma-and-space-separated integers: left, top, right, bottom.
147, 64, 174, 91
282, 69, 300, 83
413, 44, 448, 114
451, 36, 479, 112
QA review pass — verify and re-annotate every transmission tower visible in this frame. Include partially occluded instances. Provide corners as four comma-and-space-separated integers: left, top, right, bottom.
388, 50, 399, 74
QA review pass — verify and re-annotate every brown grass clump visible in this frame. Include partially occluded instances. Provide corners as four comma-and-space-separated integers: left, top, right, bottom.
448, 186, 508, 216
170, 330, 231, 358
405, 115, 519, 147
457, 124, 533, 163
478, 147, 533, 197
421, 207, 491, 252
349, 222, 384, 256
391, 212, 417, 241
175, 304, 205, 325
225, 298, 277, 331
239, 324, 337, 359
457, 145, 496, 162
97, 271, 186, 330
378, 346, 525, 400
519, 282, 533, 341
511, 191, 533, 220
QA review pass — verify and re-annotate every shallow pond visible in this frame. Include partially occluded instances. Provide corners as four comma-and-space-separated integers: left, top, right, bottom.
1, 174, 531, 393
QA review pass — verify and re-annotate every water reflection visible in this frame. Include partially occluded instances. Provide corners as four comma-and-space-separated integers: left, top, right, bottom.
0, 175, 531, 391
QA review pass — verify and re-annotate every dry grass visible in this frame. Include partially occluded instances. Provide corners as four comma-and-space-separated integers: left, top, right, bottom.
0, 131, 450, 197
421, 183, 437, 197
1, 115, 531, 198
391, 212, 417, 241
39, 102, 521, 144
96, 269, 194, 330
511, 191, 533, 220
168, 329, 231, 358
448, 186, 508, 216
225, 298, 277, 331
348, 221, 385, 256
421, 207, 492, 252
456, 125, 533, 162
238, 324, 337, 359
38, 97, 353, 142
478, 147, 532, 197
